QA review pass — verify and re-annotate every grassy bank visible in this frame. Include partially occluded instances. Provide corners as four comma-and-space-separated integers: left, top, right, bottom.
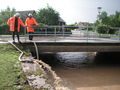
0, 44, 30, 90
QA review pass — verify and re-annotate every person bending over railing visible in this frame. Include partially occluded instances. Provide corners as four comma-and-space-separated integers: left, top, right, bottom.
25, 13, 38, 40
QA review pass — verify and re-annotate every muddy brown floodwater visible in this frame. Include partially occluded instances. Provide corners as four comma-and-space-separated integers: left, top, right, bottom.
39, 52, 120, 90
53, 65, 120, 90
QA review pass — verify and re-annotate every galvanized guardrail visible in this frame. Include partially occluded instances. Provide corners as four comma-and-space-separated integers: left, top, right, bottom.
24, 25, 120, 43
0, 25, 120, 43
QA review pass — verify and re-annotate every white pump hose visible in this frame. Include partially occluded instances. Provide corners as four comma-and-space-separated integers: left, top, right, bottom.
9, 42, 24, 61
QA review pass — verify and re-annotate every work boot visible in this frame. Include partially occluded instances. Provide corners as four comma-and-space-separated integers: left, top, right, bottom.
13, 40, 15, 43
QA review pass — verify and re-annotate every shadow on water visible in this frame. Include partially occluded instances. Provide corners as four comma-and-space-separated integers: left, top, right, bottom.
38, 52, 59, 66
95, 52, 120, 66
32, 52, 96, 68
31, 51, 120, 67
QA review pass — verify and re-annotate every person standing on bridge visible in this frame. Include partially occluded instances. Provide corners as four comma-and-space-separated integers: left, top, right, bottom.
7, 13, 25, 43
25, 13, 38, 40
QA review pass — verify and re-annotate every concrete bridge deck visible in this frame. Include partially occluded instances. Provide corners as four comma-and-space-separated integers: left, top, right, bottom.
0, 36, 120, 52
23, 42, 120, 52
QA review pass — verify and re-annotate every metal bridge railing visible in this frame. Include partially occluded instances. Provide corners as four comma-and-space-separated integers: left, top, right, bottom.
0, 25, 120, 43
24, 25, 120, 43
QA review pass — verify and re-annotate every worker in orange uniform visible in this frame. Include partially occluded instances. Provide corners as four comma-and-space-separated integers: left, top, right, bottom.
7, 13, 25, 43
25, 13, 38, 40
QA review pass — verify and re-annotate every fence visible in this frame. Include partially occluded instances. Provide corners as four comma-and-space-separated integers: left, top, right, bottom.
0, 25, 120, 43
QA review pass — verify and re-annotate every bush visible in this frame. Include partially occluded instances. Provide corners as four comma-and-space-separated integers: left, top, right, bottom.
0, 24, 25, 35
38, 23, 47, 26
97, 25, 110, 34
109, 28, 117, 34
88, 27, 94, 31
66, 24, 78, 31
97, 25, 117, 34
0, 24, 10, 35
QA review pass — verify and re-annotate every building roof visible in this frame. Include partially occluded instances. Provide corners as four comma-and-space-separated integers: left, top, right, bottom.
16, 10, 36, 16
58, 17, 65, 23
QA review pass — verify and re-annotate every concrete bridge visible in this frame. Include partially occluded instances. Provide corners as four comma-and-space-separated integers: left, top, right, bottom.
1, 26, 120, 52
1, 35, 120, 52
21, 41, 120, 52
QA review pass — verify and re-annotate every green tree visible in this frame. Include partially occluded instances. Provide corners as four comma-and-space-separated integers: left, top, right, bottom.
96, 11, 120, 34
111, 11, 120, 27
36, 5, 60, 25
0, 7, 16, 25
107, 11, 120, 27
98, 11, 110, 25
96, 11, 120, 27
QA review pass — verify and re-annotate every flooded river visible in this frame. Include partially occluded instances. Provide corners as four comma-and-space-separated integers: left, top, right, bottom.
38, 52, 120, 90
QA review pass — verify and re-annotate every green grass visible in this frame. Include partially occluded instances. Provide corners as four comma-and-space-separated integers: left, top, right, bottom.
0, 44, 31, 90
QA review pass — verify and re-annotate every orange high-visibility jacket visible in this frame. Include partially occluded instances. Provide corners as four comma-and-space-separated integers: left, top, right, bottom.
25, 17, 38, 32
7, 17, 25, 32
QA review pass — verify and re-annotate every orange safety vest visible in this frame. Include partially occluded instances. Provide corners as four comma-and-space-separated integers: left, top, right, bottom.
7, 17, 25, 32
25, 17, 38, 32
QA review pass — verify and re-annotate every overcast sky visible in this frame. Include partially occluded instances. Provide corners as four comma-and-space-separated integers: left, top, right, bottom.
0, 0, 120, 24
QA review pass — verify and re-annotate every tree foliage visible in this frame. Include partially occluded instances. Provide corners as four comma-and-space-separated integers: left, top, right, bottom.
96, 11, 120, 34
36, 5, 60, 25
0, 7, 16, 25
109, 11, 120, 27
96, 11, 120, 27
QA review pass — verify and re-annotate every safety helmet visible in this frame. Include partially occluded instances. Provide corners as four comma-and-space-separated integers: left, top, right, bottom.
14, 13, 20, 17
28, 13, 32, 17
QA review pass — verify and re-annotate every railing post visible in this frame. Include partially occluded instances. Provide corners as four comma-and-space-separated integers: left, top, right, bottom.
93, 26, 96, 39
119, 28, 120, 41
62, 25, 65, 37
79, 25, 81, 37
96, 26, 99, 40
54, 27, 57, 42
95, 26, 97, 39
45, 28, 47, 36
86, 25, 88, 43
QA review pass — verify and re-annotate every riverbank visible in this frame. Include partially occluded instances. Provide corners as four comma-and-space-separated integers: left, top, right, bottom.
0, 43, 31, 90
0, 43, 65, 90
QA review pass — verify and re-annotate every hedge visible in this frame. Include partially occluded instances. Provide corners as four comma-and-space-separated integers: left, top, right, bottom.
0, 24, 25, 35
97, 25, 117, 34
